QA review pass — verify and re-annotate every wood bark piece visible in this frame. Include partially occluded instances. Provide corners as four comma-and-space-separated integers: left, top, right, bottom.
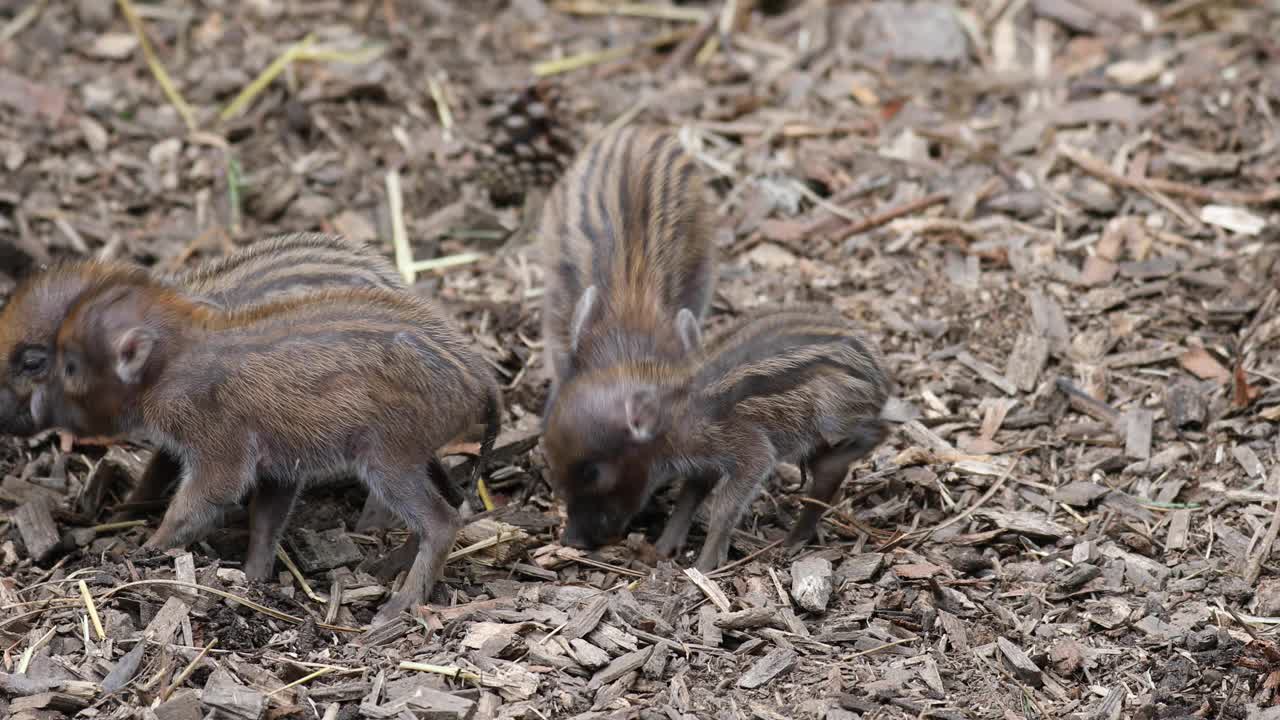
561, 595, 609, 641
1165, 382, 1207, 429
996, 637, 1043, 687
698, 605, 723, 647
738, 648, 797, 689
714, 607, 783, 631
956, 351, 1018, 396
101, 640, 147, 693
153, 691, 203, 720
144, 596, 191, 645
1006, 332, 1050, 392
683, 568, 731, 612
1123, 409, 1153, 460
15, 497, 59, 563
588, 647, 652, 690
202, 668, 265, 720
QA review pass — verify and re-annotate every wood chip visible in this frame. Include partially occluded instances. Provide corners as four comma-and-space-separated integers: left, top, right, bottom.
714, 607, 784, 631
1166, 510, 1191, 552
588, 647, 652, 690
698, 605, 723, 647
995, 637, 1042, 687
15, 497, 59, 564
1005, 332, 1050, 392
153, 691, 203, 720
568, 639, 611, 670
956, 351, 1019, 396
738, 647, 797, 689
839, 553, 885, 583
144, 596, 191, 645
202, 669, 265, 720
683, 568, 732, 613
1123, 409, 1153, 460
561, 595, 609, 641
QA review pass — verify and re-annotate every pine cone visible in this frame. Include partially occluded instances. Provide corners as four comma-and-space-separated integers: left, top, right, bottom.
471, 82, 578, 207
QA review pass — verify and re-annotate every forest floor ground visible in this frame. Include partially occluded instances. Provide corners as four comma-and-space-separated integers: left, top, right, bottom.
2, 1, 1280, 719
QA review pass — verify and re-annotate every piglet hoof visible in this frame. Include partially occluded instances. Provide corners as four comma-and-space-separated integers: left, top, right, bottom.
783, 525, 816, 549
371, 596, 411, 627
653, 536, 683, 560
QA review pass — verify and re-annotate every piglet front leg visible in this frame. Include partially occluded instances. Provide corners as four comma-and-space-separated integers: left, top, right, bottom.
242, 479, 302, 580
109, 449, 184, 522
694, 438, 775, 573
144, 452, 250, 551
654, 471, 716, 559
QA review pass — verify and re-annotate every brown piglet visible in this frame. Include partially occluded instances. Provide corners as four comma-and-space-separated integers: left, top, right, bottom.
0, 234, 413, 533
34, 270, 500, 623
539, 125, 717, 549
542, 306, 891, 571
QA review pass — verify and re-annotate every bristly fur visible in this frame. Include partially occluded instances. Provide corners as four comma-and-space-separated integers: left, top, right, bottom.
539, 124, 716, 400
38, 275, 499, 622
538, 125, 718, 548
543, 305, 892, 571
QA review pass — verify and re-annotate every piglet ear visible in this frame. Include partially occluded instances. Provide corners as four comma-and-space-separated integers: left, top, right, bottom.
624, 387, 659, 443
113, 327, 155, 385
676, 308, 701, 353
568, 285, 598, 355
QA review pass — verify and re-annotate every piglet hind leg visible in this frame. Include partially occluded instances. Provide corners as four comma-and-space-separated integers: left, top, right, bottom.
367, 462, 462, 626
654, 471, 716, 560
693, 440, 775, 573
143, 453, 251, 551
242, 479, 302, 581
786, 419, 889, 548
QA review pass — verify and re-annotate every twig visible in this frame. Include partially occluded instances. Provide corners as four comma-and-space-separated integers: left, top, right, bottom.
79, 581, 106, 641
908, 454, 1023, 543
267, 667, 333, 697
427, 75, 453, 133
90, 519, 148, 533
1060, 144, 1280, 207
446, 531, 520, 562
408, 252, 485, 274
534, 27, 694, 77
708, 539, 783, 578
117, 0, 196, 132
160, 638, 216, 702
219, 34, 315, 123
0, 0, 47, 44
398, 662, 482, 684
552, 0, 708, 22
1245, 475, 1280, 586
17, 627, 55, 673
99, 579, 361, 633
386, 169, 414, 285
277, 546, 326, 603
839, 192, 950, 238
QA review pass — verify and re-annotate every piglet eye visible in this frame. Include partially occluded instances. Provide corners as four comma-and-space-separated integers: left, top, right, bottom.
577, 463, 599, 486
64, 359, 78, 379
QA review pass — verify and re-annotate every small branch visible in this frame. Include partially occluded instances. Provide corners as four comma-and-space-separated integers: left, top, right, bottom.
839, 192, 950, 238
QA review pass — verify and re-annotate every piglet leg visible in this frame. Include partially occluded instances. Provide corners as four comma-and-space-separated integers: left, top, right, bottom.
655, 471, 715, 559
694, 438, 775, 573
144, 452, 250, 551
786, 419, 888, 547
368, 462, 461, 625
242, 479, 302, 581
109, 449, 184, 521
